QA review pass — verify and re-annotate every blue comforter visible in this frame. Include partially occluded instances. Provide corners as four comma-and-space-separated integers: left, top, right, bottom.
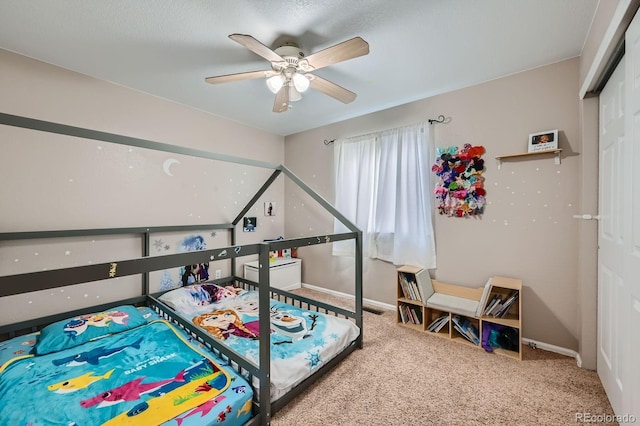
0, 319, 248, 425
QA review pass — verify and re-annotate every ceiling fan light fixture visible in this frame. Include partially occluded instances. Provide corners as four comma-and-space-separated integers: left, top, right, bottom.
292, 73, 310, 92
266, 74, 284, 94
289, 84, 302, 102
206, 34, 370, 112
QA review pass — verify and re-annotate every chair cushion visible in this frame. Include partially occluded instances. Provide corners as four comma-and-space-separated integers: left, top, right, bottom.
426, 293, 479, 318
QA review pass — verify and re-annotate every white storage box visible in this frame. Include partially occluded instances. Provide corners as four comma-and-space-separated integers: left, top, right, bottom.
243, 258, 302, 290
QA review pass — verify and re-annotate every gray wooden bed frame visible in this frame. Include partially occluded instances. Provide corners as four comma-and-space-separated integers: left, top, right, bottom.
0, 112, 364, 426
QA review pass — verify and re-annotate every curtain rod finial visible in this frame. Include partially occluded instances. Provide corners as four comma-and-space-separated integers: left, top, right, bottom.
428, 115, 448, 125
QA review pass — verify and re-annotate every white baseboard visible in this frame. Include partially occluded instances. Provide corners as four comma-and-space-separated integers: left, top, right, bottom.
278, 283, 302, 292
301, 283, 396, 311
522, 337, 579, 362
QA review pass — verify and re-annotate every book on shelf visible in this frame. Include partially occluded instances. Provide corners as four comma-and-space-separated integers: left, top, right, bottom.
493, 291, 519, 318
488, 302, 503, 316
427, 315, 449, 332
398, 274, 408, 299
483, 295, 500, 315
463, 320, 480, 345
399, 272, 416, 301
451, 315, 467, 340
399, 303, 423, 325
485, 296, 503, 316
402, 273, 413, 299
435, 318, 448, 332
397, 266, 434, 304
399, 274, 415, 300
398, 305, 409, 323
409, 305, 423, 325
411, 279, 422, 302
451, 315, 479, 345
482, 295, 498, 315
406, 304, 416, 323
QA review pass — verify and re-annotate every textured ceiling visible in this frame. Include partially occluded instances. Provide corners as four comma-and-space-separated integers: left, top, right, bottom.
0, 0, 599, 136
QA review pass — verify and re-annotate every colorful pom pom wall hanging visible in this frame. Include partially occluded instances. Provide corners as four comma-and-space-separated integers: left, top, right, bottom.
431, 144, 486, 217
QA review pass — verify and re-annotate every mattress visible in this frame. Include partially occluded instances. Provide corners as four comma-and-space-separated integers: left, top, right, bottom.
0, 306, 253, 426
160, 285, 360, 399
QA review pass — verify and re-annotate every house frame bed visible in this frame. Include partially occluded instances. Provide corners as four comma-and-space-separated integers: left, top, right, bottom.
0, 112, 364, 426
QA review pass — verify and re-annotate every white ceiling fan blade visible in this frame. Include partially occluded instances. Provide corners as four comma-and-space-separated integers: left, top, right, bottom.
273, 85, 290, 113
229, 34, 285, 63
205, 70, 279, 85
304, 37, 369, 70
309, 75, 357, 104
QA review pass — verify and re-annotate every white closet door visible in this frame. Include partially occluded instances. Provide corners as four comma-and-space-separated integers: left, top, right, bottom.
598, 8, 640, 418
598, 53, 627, 417
623, 9, 640, 419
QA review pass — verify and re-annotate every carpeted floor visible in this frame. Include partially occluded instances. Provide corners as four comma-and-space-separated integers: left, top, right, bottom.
271, 288, 616, 426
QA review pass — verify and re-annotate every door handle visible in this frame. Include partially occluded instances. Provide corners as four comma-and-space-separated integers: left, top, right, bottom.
572, 214, 600, 220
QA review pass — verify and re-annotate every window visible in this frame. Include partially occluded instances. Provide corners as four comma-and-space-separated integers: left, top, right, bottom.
333, 122, 436, 269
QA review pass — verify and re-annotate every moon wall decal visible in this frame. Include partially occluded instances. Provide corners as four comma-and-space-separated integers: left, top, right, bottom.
162, 158, 181, 176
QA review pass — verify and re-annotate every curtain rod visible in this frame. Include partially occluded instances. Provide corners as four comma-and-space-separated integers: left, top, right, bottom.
324, 116, 447, 145
428, 115, 447, 124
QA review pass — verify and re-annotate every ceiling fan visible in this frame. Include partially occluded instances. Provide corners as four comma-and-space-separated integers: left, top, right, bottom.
205, 34, 369, 112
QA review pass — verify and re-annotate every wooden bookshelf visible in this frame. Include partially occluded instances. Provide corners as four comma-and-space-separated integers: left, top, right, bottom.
396, 267, 523, 360
480, 276, 522, 360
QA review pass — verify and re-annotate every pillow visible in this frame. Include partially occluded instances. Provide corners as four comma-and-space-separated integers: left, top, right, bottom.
158, 283, 244, 313
34, 305, 147, 355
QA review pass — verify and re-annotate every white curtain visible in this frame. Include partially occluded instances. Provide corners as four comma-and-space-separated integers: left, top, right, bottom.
333, 122, 436, 269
